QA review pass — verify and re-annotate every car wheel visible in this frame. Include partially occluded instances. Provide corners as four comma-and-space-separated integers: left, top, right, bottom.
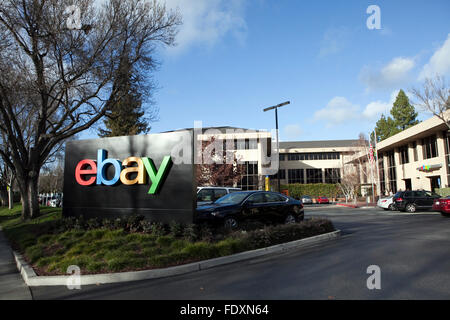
406, 203, 416, 213
224, 217, 238, 229
285, 214, 296, 224
441, 212, 450, 218
388, 203, 396, 211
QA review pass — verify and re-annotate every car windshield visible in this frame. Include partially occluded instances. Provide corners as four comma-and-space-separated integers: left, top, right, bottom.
214, 192, 250, 205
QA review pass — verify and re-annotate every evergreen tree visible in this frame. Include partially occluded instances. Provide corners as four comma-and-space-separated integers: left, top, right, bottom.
99, 57, 152, 137
390, 89, 419, 131
373, 114, 399, 142
373, 89, 420, 142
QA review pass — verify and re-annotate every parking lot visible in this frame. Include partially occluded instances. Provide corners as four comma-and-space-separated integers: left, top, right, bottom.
30, 205, 450, 300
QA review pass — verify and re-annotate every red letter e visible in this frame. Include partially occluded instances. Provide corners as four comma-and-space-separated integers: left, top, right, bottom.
75, 160, 97, 186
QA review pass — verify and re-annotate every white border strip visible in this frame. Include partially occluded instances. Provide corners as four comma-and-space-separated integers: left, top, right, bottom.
14, 230, 341, 287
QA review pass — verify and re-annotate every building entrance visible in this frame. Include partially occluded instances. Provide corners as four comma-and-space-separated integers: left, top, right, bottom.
404, 179, 412, 191
430, 176, 441, 192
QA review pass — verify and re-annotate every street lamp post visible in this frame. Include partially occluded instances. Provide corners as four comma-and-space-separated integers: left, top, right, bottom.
263, 101, 290, 192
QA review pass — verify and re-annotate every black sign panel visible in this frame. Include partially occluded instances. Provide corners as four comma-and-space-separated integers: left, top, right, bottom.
63, 131, 195, 223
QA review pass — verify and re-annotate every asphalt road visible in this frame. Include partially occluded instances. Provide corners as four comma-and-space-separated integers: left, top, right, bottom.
30, 206, 450, 300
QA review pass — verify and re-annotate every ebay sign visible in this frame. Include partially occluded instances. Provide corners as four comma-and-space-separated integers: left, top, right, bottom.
63, 131, 195, 223
75, 149, 172, 194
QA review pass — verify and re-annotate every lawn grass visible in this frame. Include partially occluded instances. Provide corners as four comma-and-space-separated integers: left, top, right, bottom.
0, 205, 62, 251
0, 205, 335, 275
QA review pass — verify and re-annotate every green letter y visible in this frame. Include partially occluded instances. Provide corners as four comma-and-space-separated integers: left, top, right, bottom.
142, 156, 172, 194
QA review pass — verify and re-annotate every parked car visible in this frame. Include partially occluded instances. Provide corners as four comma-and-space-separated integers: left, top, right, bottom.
301, 195, 313, 205
197, 186, 241, 207
377, 196, 396, 211
49, 197, 63, 208
432, 196, 450, 217
317, 196, 330, 204
393, 190, 440, 213
195, 191, 304, 228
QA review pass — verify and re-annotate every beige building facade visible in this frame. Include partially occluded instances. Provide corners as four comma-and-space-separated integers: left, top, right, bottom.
191, 127, 363, 190
276, 140, 361, 186
376, 112, 450, 195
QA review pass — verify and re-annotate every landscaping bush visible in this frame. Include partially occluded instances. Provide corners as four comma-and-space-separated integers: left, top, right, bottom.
1, 205, 336, 276
282, 183, 340, 199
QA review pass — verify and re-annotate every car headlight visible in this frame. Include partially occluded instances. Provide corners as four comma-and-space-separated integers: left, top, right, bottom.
435, 201, 440, 205
211, 211, 221, 217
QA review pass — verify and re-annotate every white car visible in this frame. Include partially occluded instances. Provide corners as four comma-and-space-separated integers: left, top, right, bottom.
197, 186, 241, 207
377, 196, 396, 211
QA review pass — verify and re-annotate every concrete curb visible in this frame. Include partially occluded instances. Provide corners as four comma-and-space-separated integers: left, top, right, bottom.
13, 230, 341, 287
336, 203, 377, 209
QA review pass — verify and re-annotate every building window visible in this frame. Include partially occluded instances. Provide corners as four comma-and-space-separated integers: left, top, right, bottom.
237, 161, 258, 190
287, 152, 340, 161
387, 151, 397, 193
287, 169, 304, 184
422, 135, 438, 159
279, 154, 286, 161
271, 169, 286, 180
234, 138, 257, 150
399, 146, 409, 164
306, 169, 322, 184
249, 139, 258, 150
412, 141, 418, 162
324, 168, 340, 183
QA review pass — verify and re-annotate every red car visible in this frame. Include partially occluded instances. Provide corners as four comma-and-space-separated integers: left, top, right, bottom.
317, 196, 330, 204
432, 197, 450, 217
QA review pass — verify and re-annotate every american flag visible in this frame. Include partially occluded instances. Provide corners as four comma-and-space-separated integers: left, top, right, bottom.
369, 144, 375, 163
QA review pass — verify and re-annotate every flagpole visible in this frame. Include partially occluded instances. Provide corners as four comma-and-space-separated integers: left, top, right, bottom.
374, 129, 381, 198
368, 136, 375, 203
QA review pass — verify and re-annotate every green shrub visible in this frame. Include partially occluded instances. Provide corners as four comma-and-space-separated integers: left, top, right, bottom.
169, 221, 185, 237
156, 235, 175, 247
125, 215, 145, 233
183, 224, 199, 242
25, 245, 45, 264
150, 222, 166, 237
149, 252, 190, 267
436, 188, 450, 197
182, 242, 216, 259
281, 183, 339, 199
107, 257, 129, 272
215, 238, 245, 256
86, 261, 107, 273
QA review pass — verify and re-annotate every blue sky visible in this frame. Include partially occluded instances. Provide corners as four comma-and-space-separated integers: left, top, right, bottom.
88, 0, 450, 141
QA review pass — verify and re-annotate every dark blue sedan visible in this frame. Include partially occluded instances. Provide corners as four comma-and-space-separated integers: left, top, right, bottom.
195, 191, 304, 228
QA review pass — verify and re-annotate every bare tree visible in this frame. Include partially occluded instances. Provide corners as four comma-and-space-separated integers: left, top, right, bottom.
412, 75, 450, 128
196, 138, 245, 187
351, 134, 372, 184
0, 0, 181, 219
39, 162, 64, 194
337, 165, 360, 204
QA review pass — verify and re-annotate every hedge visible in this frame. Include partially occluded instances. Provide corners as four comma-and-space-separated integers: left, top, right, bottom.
280, 183, 340, 199
436, 188, 450, 197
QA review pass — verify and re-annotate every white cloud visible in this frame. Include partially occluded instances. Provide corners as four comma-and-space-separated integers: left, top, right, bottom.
318, 27, 351, 58
362, 90, 399, 120
283, 124, 303, 140
316, 91, 400, 127
314, 97, 360, 126
419, 33, 450, 79
163, 0, 247, 53
360, 57, 415, 91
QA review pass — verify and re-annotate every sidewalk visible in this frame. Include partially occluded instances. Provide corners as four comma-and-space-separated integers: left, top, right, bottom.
0, 229, 32, 300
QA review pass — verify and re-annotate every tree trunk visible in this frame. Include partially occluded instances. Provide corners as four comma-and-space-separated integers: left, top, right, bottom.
20, 176, 40, 220
8, 186, 13, 209
0, 187, 7, 206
